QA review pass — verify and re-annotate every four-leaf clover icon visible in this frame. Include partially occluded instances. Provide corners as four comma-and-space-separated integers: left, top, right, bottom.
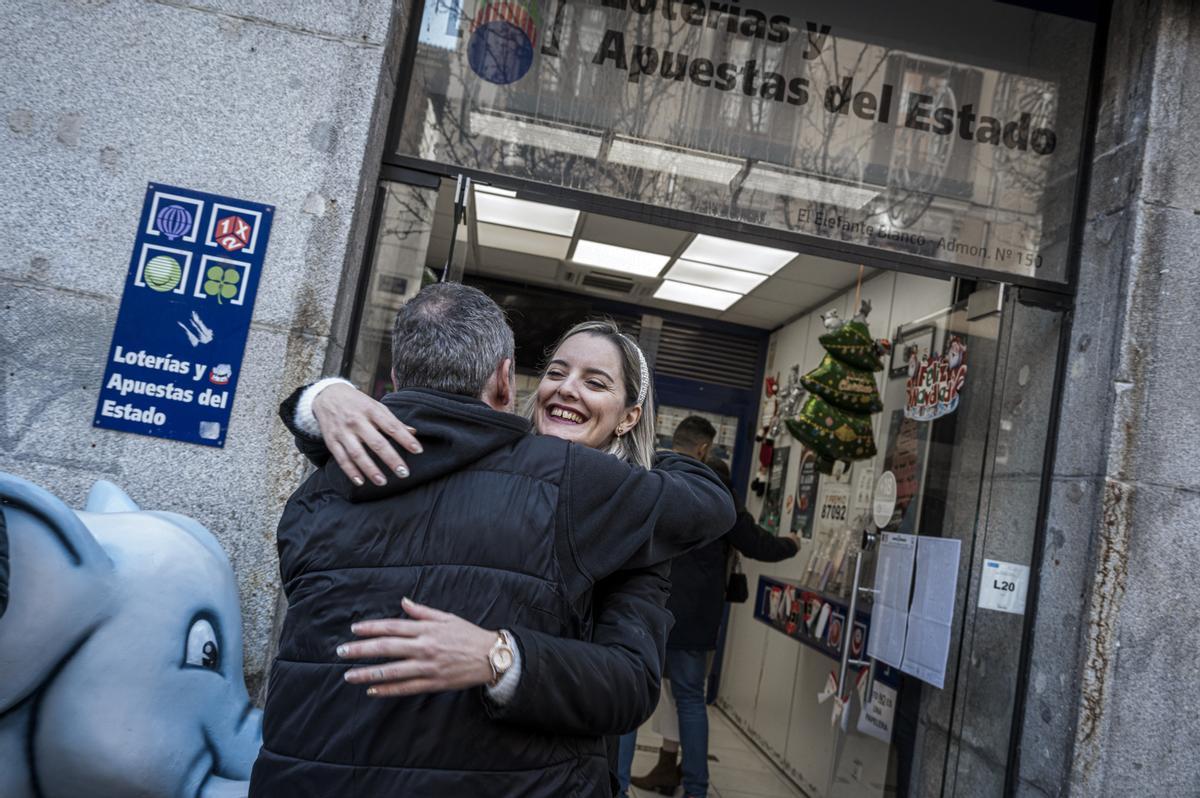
204, 266, 241, 304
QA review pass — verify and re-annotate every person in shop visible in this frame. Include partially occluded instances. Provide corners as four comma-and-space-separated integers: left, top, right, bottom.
619, 420, 802, 798
251, 282, 734, 797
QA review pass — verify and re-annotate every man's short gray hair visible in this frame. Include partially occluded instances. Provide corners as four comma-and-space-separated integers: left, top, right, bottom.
391, 283, 515, 397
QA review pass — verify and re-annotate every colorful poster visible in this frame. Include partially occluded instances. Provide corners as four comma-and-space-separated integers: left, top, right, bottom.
881, 409, 929, 532
758, 445, 790, 533
790, 448, 820, 538
94, 183, 273, 447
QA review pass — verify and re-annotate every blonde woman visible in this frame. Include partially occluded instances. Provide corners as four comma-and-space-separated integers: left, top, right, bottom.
255, 289, 731, 798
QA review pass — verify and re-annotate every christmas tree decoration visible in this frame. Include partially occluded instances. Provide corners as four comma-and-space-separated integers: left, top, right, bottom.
800, 354, 884, 413
785, 301, 890, 474
785, 395, 877, 473
818, 316, 885, 371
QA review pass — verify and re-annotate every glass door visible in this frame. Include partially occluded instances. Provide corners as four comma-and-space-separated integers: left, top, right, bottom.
346, 173, 474, 395
727, 276, 1065, 798
815, 286, 1065, 797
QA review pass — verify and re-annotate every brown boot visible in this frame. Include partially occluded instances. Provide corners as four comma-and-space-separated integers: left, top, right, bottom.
630, 747, 681, 795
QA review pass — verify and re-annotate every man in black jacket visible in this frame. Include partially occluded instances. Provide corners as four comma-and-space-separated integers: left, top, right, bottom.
623, 417, 800, 798
250, 284, 734, 798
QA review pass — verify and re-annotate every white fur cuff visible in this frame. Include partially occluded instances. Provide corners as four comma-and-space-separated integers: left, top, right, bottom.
484, 635, 523, 705
294, 377, 355, 438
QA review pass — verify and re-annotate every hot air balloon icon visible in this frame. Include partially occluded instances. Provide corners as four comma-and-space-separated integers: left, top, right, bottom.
156, 204, 193, 240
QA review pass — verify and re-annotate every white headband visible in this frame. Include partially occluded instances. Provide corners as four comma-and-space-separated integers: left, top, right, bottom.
623, 334, 650, 408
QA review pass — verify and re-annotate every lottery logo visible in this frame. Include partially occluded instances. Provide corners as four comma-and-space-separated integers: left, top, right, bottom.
850, 623, 866, 658
214, 215, 252, 252
144, 255, 182, 292
827, 614, 844, 649
156, 204, 193, 240
468, 0, 540, 85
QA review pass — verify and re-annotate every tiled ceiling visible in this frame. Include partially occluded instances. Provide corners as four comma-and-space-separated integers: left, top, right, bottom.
424, 180, 872, 330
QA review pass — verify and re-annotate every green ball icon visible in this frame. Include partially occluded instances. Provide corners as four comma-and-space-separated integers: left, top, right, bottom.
144, 255, 182, 292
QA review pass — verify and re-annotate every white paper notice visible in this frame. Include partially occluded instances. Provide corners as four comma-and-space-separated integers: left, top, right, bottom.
866, 532, 916, 669
852, 463, 876, 519
977, 559, 1030, 615
856, 681, 898, 744
900, 536, 962, 689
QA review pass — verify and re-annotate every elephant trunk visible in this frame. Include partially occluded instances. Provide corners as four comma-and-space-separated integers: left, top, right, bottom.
211, 704, 264, 781
199, 775, 252, 798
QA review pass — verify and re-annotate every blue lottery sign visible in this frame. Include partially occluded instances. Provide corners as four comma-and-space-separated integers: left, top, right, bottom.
93, 183, 274, 447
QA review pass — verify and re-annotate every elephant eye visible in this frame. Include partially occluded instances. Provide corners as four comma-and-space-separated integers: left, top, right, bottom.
184, 617, 221, 672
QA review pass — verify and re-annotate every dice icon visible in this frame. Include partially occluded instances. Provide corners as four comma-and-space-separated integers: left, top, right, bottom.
214, 215, 252, 252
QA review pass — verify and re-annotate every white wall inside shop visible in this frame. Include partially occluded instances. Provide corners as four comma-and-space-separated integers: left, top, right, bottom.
720, 269, 953, 793
0, 0, 404, 697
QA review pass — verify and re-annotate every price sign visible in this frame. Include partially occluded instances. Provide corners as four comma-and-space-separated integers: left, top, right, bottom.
818, 484, 850, 524
977, 559, 1030, 615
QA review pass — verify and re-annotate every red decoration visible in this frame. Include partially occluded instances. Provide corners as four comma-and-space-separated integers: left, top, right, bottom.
215, 215, 252, 252
905, 335, 968, 421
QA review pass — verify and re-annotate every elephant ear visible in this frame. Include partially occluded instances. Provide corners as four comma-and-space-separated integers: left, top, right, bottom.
1, 473, 110, 568
85, 480, 141, 514
0, 472, 114, 713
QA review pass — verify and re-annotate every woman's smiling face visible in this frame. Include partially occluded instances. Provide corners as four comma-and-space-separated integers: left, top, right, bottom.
533, 333, 640, 450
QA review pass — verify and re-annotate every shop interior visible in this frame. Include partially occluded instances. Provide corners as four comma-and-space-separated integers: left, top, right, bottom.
347, 174, 1048, 798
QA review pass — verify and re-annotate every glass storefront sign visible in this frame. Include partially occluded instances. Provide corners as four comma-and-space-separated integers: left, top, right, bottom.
395, 0, 1099, 283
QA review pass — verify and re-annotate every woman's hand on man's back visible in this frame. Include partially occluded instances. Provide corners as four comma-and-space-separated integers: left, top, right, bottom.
312, 383, 423, 487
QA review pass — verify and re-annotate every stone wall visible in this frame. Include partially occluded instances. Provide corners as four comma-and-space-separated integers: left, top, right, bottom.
1017, 1, 1200, 795
0, 0, 404, 697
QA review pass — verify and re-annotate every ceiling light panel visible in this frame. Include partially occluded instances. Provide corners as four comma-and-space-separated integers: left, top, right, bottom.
571, 240, 670, 278
474, 193, 579, 237
681, 234, 797, 275
466, 222, 571, 260
666, 259, 767, 293
474, 184, 518, 197
654, 280, 742, 311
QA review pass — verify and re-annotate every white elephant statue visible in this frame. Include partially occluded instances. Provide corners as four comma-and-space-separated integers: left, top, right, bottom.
0, 472, 263, 797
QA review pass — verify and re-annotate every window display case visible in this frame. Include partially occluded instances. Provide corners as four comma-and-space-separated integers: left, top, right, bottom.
720, 268, 1065, 797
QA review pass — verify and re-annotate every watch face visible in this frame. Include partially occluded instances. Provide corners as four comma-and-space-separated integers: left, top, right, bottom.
491, 648, 514, 672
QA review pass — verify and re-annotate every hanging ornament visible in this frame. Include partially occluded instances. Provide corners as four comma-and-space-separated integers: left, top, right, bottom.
770, 365, 806, 439
785, 300, 890, 474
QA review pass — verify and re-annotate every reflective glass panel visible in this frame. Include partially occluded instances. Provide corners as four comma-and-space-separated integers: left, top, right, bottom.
395, 0, 1099, 283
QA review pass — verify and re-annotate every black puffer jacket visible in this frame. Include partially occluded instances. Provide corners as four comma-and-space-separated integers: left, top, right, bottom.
250, 389, 733, 798
666, 508, 798, 651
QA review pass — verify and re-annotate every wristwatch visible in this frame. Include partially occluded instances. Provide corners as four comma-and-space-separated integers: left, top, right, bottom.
487, 630, 515, 686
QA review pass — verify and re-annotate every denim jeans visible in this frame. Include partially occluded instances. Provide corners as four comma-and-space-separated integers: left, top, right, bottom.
616, 649, 710, 797
667, 648, 710, 798
617, 729, 638, 796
